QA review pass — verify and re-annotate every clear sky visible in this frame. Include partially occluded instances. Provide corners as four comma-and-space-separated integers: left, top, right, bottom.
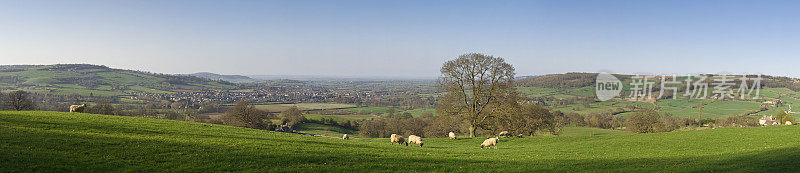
1, 0, 798, 78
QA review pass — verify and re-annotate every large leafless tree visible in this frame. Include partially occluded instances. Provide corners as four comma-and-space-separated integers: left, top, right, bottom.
437, 53, 516, 137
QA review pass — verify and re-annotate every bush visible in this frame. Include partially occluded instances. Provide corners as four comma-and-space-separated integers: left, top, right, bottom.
585, 113, 615, 129
165, 111, 185, 121
782, 114, 795, 125
776, 111, 789, 125
658, 113, 682, 132
86, 102, 116, 115
626, 109, 662, 133
717, 115, 758, 127
565, 112, 586, 126
199, 101, 222, 113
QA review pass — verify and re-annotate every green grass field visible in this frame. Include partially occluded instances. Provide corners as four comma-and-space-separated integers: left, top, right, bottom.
294, 123, 356, 137
557, 126, 628, 136
343, 106, 397, 115
3, 111, 800, 172
302, 114, 368, 121
399, 108, 437, 117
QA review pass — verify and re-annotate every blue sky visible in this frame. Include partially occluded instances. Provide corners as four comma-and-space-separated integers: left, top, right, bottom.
1, 0, 798, 78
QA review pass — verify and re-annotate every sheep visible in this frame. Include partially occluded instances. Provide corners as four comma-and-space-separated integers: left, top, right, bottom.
448, 132, 456, 140
498, 131, 511, 138
481, 137, 499, 149
390, 134, 407, 146
343, 134, 349, 140
69, 104, 86, 113
408, 135, 423, 147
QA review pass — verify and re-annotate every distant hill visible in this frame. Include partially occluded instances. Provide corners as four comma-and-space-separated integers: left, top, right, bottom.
248, 75, 436, 81
516, 72, 600, 88
183, 72, 260, 83
0, 64, 237, 97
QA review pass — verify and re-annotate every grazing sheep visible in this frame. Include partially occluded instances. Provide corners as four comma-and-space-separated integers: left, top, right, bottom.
343, 134, 349, 140
69, 104, 86, 113
516, 134, 524, 138
498, 131, 511, 138
448, 132, 456, 140
390, 134, 407, 146
408, 135, 423, 147
481, 137, 499, 149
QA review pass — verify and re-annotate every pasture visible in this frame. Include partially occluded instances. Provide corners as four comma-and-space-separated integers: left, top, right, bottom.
2, 111, 799, 172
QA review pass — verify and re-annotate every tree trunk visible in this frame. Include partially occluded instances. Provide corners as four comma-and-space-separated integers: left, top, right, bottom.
468, 124, 476, 137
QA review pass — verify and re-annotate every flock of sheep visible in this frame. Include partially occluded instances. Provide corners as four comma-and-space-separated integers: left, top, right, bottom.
69, 103, 502, 149
343, 131, 501, 149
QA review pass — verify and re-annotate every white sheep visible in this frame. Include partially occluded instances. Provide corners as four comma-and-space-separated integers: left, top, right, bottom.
498, 131, 511, 138
343, 134, 349, 140
448, 132, 456, 140
408, 135, 423, 147
481, 137, 498, 149
390, 134, 407, 146
69, 104, 86, 113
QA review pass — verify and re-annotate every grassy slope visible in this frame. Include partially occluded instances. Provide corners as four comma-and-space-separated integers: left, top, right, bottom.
2, 111, 800, 172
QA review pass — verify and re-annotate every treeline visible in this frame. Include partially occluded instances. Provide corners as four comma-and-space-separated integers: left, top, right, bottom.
564, 109, 760, 133
516, 73, 598, 88
762, 75, 800, 92
215, 101, 360, 133
358, 104, 566, 138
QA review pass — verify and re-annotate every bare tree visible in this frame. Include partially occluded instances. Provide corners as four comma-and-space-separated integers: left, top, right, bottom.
281, 106, 307, 128
3, 90, 36, 111
223, 101, 274, 129
437, 53, 516, 137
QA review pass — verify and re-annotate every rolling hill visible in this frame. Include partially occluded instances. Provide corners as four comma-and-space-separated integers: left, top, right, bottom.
2, 111, 799, 172
516, 73, 800, 119
0, 64, 237, 97
182, 72, 260, 83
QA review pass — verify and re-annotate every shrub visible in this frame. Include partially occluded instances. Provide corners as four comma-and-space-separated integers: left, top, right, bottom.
165, 111, 185, 120
585, 113, 614, 129
718, 115, 758, 127
626, 109, 662, 133
776, 111, 788, 125
782, 114, 795, 125
86, 102, 116, 115
658, 113, 682, 132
